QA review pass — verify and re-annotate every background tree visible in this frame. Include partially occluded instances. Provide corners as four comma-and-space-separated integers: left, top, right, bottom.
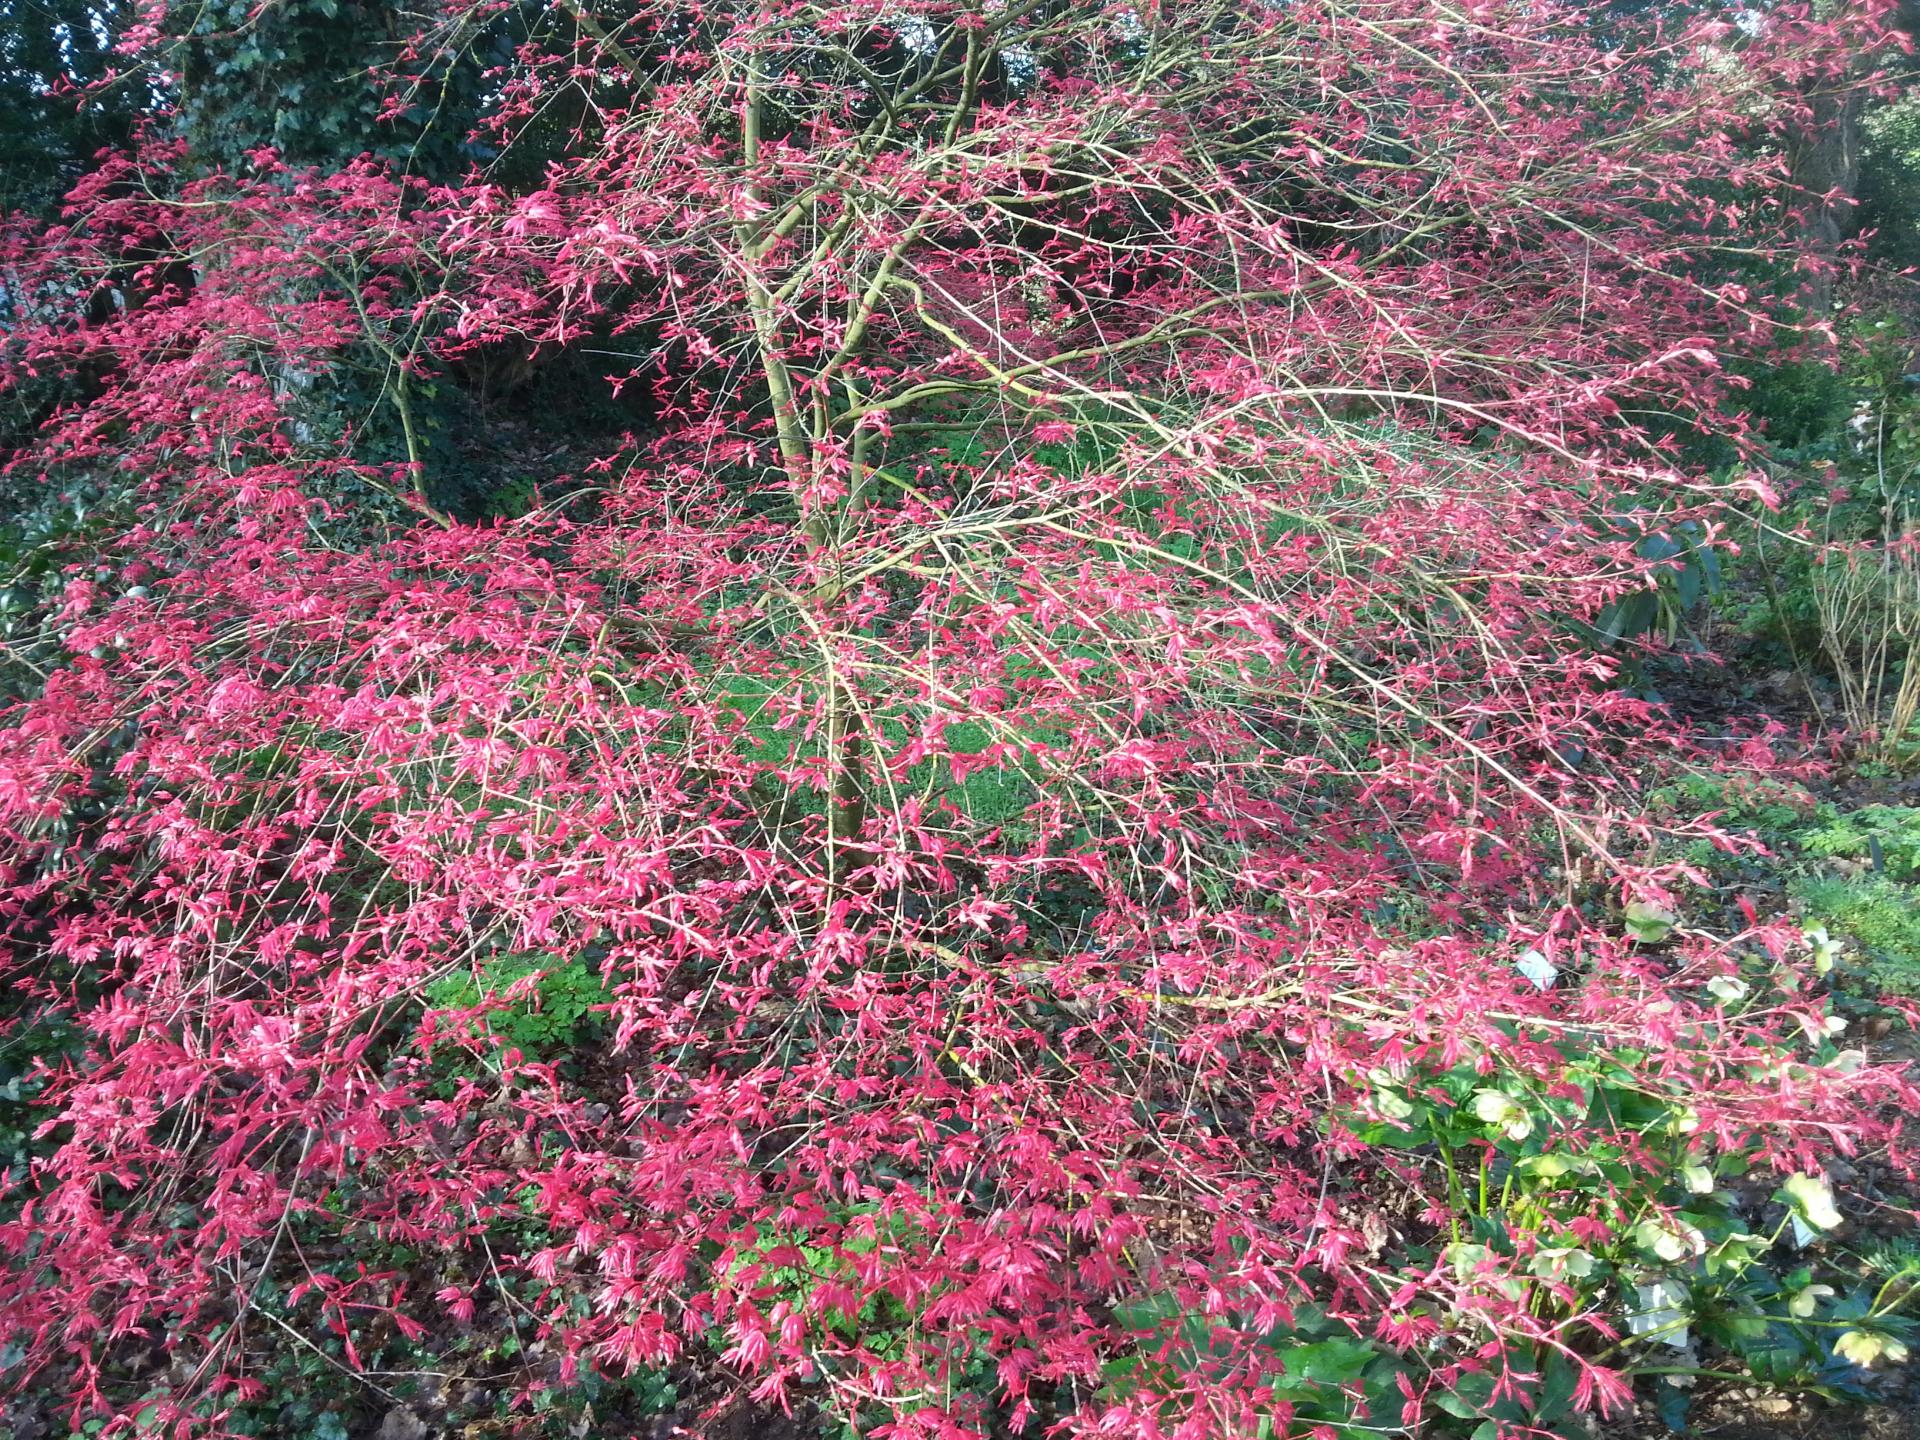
0, 1, 139, 215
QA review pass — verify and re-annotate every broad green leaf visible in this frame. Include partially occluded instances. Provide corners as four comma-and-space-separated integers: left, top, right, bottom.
1624, 900, 1677, 943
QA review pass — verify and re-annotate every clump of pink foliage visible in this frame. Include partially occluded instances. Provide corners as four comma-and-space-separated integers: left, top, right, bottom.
0, 2, 1914, 1437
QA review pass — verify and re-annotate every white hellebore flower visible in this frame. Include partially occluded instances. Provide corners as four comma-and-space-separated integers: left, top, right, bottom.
1787, 1284, 1835, 1319
1781, 1173, 1844, 1232
1804, 925, 1842, 976
1529, 1247, 1596, 1281
1635, 1218, 1707, 1264
1705, 975, 1749, 1005
1835, 1330, 1910, 1369
1471, 1089, 1533, 1141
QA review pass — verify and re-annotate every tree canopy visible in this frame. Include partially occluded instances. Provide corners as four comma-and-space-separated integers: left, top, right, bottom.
0, 4, 1917, 1439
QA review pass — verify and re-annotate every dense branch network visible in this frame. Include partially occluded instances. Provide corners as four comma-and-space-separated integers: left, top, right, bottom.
0, 3, 1911, 1438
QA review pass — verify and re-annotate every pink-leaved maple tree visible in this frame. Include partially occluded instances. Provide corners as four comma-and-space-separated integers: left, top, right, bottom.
0, 1, 1915, 1437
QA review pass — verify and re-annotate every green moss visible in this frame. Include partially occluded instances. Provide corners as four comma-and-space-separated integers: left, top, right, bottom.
1792, 873, 1920, 997
1647, 773, 1920, 997
1647, 770, 1821, 840
1798, 806, 1920, 881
